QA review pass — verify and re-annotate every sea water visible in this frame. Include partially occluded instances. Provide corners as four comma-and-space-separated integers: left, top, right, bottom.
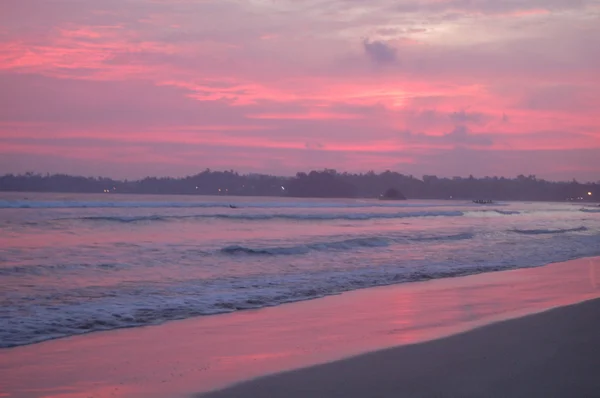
1, 192, 599, 348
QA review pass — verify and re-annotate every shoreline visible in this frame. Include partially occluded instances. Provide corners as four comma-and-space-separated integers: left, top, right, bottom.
3, 254, 598, 351
1, 256, 600, 397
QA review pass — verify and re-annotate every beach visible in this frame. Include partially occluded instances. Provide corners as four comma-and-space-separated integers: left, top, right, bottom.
3, 0, 600, 395
2, 256, 600, 398
202, 298, 600, 398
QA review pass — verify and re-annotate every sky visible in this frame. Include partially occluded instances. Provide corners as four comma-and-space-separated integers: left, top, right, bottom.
1, 0, 599, 181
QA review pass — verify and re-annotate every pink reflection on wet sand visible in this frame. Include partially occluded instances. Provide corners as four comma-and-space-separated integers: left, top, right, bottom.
1, 257, 599, 398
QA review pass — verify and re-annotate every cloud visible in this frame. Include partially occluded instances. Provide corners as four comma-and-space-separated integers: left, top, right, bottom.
305, 142, 325, 150
517, 84, 599, 112
363, 39, 397, 65
0, 0, 599, 180
392, 0, 591, 16
449, 110, 490, 125
401, 126, 494, 147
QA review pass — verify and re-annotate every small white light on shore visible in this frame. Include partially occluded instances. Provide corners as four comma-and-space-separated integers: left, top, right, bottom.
589, 192, 593, 196
281, 186, 285, 190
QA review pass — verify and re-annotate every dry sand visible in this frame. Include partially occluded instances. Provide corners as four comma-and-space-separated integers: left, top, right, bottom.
201, 298, 600, 398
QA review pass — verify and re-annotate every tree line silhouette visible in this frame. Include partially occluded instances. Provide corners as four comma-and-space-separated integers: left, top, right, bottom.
0, 169, 598, 201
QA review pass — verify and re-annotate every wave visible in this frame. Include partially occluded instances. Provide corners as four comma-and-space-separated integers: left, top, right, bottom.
75, 211, 466, 223
220, 233, 475, 256
221, 245, 311, 256
3, 228, 600, 348
512, 226, 588, 235
80, 215, 170, 223
464, 209, 521, 217
581, 208, 600, 213
0, 260, 500, 349
221, 237, 390, 256
72, 208, 591, 224
0, 199, 471, 210
0, 200, 227, 209
414, 232, 475, 241
0, 262, 129, 276
7, 248, 600, 349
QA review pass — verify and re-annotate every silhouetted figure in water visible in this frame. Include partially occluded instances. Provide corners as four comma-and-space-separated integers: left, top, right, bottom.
229, 204, 238, 209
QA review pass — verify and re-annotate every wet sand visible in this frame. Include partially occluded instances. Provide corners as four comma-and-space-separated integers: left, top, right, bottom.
201, 297, 600, 398
1, 257, 600, 398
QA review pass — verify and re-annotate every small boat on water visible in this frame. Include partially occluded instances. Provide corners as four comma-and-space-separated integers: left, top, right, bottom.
473, 199, 494, 204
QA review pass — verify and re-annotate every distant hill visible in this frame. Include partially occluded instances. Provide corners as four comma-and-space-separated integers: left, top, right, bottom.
0, 170, 598, 202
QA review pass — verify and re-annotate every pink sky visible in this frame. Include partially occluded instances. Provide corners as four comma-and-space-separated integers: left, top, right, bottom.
1, 0, 599, 181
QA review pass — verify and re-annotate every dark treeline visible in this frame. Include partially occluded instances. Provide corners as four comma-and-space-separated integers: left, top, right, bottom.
0, 169, 598, 202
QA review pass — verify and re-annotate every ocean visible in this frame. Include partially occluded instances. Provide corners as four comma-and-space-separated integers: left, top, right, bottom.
1, 192, 599, 348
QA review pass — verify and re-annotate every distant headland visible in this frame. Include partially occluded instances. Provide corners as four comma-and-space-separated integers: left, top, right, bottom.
0, 169, 597, 202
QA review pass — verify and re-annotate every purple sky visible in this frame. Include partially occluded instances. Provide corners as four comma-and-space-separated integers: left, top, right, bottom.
1, 0, 599, 181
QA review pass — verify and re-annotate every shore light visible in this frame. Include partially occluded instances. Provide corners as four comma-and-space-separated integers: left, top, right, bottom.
588, 192, 593, 196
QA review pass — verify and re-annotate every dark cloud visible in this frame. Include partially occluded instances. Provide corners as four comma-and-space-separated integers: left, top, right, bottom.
305, 142, 325, 150
448, 125, 494, 146
517, 84, 598, 112
363, 39, 397, 65
401, 125, 494, 147
449, 110, 490, 125
399, 109, 496, 131
392, 0, 589, 15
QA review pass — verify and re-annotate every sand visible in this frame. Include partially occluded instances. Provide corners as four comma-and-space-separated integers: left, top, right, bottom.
1, 257, 600, 397
201, 297, 600, 398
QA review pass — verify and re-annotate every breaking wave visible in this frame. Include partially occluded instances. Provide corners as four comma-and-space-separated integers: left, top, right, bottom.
0, 199, 470, 209
220, 233, 475, 256
69, 208, 592, 224
512, 226, 588, 235
581, 208, 600, 213
5, 237, 600, 349
0, 262, 130, 276
0, 259, 524, 348
76, 211, 465, 223
464, 209, 520, 216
